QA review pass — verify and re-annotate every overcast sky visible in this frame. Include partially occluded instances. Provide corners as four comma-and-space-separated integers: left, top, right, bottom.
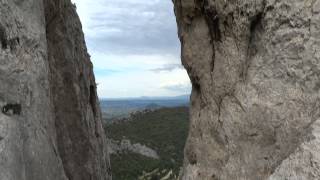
71, 0, 191, 98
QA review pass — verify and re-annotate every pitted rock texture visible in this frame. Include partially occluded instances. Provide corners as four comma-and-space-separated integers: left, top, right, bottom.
174, 0, 320, 179
0, 0, 110, 180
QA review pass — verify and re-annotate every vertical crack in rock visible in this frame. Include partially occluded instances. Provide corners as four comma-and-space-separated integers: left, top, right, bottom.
0, 24, 7, 49
200, 0, 221, 42
198, 0, 220, 72
242, 12, 264, 81
89, 85, 97, 117
249, 13, 263, 42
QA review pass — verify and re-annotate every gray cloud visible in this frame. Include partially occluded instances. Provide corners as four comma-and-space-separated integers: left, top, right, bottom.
83, 0, 181, 58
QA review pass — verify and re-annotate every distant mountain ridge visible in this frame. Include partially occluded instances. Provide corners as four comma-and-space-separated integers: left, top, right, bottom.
100, 94, 190, 101
100, 95, 190, 121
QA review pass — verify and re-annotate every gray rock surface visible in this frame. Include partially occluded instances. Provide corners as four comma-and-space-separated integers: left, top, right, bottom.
0, 0, 110, 180
108, 138, 160, 159
173, 0, 320, 179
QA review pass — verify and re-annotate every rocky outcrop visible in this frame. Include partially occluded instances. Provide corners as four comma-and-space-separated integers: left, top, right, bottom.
174, 0, 320, 179
0, 0, 110, 180
108, 138, 160, 159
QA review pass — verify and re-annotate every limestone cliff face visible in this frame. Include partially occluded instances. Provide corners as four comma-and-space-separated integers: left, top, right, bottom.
0, 0, 110, 180
174, 0, 320, 179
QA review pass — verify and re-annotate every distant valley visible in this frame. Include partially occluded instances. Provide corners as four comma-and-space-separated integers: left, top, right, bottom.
101, 95, 190, 179
104, 107, 189, 180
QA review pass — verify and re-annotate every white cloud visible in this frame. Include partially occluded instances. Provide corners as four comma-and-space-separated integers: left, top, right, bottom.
96, 68, 191, 98
90, 51, 180, 71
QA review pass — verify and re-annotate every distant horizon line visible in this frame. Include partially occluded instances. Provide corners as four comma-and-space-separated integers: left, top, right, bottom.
99, 94, 190, 100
